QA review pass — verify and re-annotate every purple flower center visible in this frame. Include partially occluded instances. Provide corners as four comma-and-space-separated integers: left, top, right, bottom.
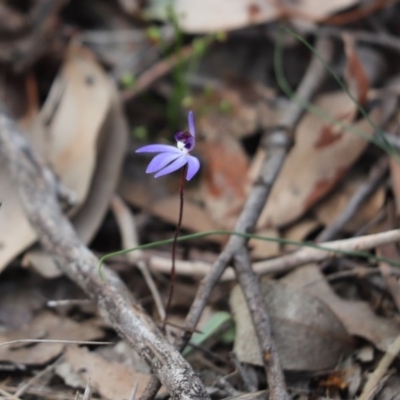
174, 131, 195, 152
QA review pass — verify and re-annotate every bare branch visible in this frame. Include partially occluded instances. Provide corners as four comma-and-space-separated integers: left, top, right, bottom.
0, 104, 210, 400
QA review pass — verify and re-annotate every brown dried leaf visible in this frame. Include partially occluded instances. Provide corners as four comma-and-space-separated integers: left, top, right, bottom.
230, 279, 354, 370
195, 85, 263, 139
283, 265, 400, 351
24, 93, 128, 278
119, 178, 221, 238
199, 135, 249, 230
282, 217, 320, 252
257, 91, 385, 228
343, 33, 370, 106
57, 346, 151, 400
0, 312, 104, 365
0, 45, 126, 276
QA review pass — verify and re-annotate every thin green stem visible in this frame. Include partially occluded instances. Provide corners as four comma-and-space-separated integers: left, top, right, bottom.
98, 230, 400, 280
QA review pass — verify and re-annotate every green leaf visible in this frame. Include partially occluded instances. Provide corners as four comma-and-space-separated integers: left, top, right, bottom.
183, 311, 233, 356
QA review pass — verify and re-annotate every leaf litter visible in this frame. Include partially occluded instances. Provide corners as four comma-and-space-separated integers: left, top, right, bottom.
1, 0, 400, 399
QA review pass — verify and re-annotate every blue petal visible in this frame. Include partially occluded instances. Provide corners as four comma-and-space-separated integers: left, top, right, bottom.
154, 155, 187, 178
146, 152, 182, 173
136, 144, 181, 154
188, 111, 196, 137
186, 155, 200, 180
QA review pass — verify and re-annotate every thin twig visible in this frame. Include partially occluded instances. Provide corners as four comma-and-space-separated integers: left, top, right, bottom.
47, 299, 92, 308
0, 387, 21, 400
121, 45, 194, 102
233, 248, 287, 400
317, 157, 388, 242
111, 195, 165, 321
0, 104, 210, 400
253, 229, 400, 276
317, 25, 400, 52
139, 36, 334, 400
14, 358, 61, 398
82, 381, 92, 400
359, 333, 400, 400
129, 381, 139, 400
0, 339, 112, 348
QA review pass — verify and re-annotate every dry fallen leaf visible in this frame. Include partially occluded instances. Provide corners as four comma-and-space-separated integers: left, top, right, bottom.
281, 217, 320, 252
119, 177, 221, 239
57, 345, 151, 400
24, 93, 128, 278
0, 44, 127, 277
0, 312, 104, 365
146, 0, 360, 33
283, 264, 400, 352
199, 134, 249, 230
230, 279, 354, 370
195, 85, 263, 140
257, 91, 385, 228
343, 33, 370, 106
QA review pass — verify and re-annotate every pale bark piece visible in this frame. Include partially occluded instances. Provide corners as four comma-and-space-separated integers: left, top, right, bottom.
57, 346, 152, 400
0, 312, 104, 365
257, 91, 385, 228
33, 46, 112, 205
283, 265, 400, 351
0, 45, 126, 276
146, 0, 359, 33
230, 279, 354, 371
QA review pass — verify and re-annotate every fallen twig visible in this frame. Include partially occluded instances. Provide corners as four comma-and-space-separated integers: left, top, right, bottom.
359, 333, 400, 400
254, 228, 400, 276
0, 103, 210, 400
233, 248, 287, 399
317, 157, 388, 242
111, 195, 166, 321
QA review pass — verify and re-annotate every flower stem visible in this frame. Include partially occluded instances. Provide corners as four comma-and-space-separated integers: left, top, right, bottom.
163, 165, 187, 329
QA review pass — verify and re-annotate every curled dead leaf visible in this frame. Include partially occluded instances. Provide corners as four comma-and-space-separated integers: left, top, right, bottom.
230, 279, 354, 371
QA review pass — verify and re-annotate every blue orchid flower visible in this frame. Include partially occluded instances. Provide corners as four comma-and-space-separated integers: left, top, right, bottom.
136, 111, 200, 180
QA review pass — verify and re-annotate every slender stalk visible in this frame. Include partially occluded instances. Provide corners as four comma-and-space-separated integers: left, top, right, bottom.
163, 165, 187, 329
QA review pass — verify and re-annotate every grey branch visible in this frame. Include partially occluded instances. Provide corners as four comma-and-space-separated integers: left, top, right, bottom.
0, 104, 210, 400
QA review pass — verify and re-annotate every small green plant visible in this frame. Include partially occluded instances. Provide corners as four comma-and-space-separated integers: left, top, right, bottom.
120, 72, 136, 89
132, 126, 149, 141
165, 6, 225, 131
